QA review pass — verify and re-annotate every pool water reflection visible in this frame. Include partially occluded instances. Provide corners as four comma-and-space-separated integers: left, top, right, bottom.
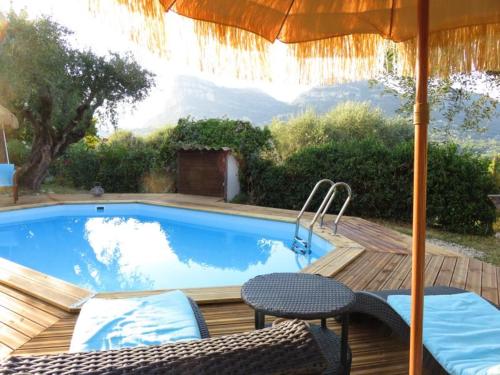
0, 204, 333, 291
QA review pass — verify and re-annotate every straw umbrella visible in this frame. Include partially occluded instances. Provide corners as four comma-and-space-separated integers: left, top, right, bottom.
98, 1, 500, 373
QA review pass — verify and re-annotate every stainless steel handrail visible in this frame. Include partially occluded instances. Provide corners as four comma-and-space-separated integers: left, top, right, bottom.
293, 179, 335, 254
294, 179, 334, 239
319, 182, 352, 234
293, 180, 353, 254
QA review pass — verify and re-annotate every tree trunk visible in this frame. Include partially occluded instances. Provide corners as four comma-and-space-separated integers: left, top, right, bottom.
18, 100, 93, 191
19, 142, 54, 191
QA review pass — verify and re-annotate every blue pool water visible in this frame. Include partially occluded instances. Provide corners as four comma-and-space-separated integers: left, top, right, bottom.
0, 204, 333, 292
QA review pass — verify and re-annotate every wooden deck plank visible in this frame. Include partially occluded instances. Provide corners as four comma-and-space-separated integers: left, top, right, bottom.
381, 256, 413, 290
337, 219, 409, 254
0, 342, 11, 360
0, 306, 45, 339
301, 246, 350, 274
364, 254, 406, 291
434, 257, 457, 287
0, 284, 72, 359
424, 255, 445, 287
335, 252, 381, 289
347, 252, 394, 291
0, 321, 30, 350
400, 255, 433, 290
304, 248, 365, 277
96, 286, 242, 304
0, 283, 67, 318
449, 256, 470, 289
465, 258, 483, 295
0, 292, 61, 327
481, 263, 499, 305
0, 258, 92, 312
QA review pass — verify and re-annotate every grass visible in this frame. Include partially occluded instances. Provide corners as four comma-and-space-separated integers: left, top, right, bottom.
375, 212, 500, 266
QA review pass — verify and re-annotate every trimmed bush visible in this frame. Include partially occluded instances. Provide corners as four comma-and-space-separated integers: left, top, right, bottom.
55, 141, 99, 190
52, 132, 158, 192
250, 140, 496, 235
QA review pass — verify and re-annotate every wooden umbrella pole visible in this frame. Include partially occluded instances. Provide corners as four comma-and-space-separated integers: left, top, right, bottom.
409, 0, 429, 374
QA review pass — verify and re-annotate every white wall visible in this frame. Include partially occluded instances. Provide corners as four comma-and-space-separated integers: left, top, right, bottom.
225, 154, 240, 201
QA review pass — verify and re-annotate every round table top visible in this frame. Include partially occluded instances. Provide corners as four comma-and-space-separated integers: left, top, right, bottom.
241, 273, 355, 319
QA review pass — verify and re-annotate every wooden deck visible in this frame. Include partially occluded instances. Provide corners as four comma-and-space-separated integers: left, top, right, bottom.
7, 251, 499, 373
11, 301, 410, 374
1, 193, 499, 373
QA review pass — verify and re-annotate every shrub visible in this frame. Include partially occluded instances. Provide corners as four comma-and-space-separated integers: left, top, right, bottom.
169, 117, 273, 159
250, 139, 496, 235
426, 144, 496, 235
270, 102, 413, 159
490, 155, 500, 193
52, 132, 159, 192
53, 142, 99, 189
97, 136, 158, 193
6, 139, 30, 165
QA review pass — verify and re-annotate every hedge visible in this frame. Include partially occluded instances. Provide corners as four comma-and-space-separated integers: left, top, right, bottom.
49, 116, 496, 235
249, 139, 496, 235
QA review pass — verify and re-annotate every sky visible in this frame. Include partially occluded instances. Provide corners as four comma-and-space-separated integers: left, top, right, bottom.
1, 0, 312, 130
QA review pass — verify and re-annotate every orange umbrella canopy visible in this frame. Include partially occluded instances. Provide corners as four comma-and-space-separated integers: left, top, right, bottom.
108, 0, 500, 81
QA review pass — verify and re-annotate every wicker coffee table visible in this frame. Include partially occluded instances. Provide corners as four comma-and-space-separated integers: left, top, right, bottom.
241, 273, 355, 374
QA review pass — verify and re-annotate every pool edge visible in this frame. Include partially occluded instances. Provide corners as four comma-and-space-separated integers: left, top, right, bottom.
0, 197, 366, 310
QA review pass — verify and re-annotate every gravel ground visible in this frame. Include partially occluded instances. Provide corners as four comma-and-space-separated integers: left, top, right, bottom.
427, 238, 486, 259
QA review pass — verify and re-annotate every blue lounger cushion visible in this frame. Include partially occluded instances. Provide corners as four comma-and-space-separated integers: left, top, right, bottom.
69, 290, 201, 353
0, 164, 15, 187
388, 292, 500, 375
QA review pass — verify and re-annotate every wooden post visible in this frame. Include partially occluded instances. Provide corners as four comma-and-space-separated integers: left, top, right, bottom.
410, 0, 429, 374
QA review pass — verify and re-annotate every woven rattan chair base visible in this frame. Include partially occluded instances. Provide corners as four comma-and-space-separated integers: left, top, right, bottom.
1, 320, 347, 375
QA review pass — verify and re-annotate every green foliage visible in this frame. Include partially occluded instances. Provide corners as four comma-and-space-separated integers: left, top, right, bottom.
5, 139, 30, 165
270, 102, 412, 159
165, 117, 274, 193
169, 117, 273, 159
53, 132, 158, 192
52, 118, 272, 194
373, 72, 499, 139
490, 155, 500, 192
48, 106, 495, 235
96, 139, 156, 193
250, 139, 496, 235
426, 144, 497, 235
54, 142, 99, 190
0, 13, 154, 189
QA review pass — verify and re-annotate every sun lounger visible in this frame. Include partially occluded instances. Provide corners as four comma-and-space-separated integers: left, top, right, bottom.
1, 319, 343, 374
351, 286, 500, 375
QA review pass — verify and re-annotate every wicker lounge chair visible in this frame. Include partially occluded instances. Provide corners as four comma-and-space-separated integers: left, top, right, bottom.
0, 318, 346, 374
351, 286, 500, 374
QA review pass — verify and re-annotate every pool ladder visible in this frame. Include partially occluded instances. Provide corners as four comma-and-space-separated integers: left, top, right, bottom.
292, 179, 352, 255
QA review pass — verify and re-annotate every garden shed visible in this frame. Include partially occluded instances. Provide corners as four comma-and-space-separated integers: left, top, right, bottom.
176, 146, 240, 201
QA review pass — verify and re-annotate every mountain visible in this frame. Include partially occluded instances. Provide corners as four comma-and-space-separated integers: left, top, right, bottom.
133, 75, 499, 142
140, 76, 293, 130
292, 81, 400, 115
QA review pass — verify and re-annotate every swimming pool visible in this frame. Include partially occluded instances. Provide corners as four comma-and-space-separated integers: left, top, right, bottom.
0, 203, 333, 292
